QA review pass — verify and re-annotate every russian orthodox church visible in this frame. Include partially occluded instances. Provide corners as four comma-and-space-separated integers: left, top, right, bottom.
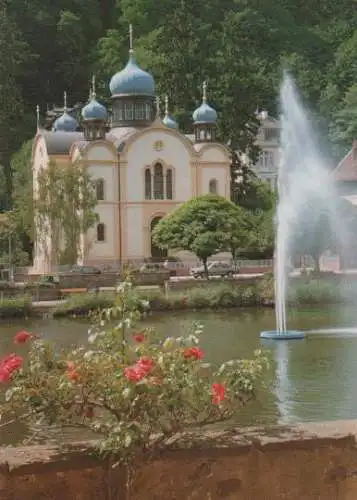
31, 28, 231, 272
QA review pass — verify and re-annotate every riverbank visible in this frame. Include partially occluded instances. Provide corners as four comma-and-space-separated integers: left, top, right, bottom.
0, 277, 349, 319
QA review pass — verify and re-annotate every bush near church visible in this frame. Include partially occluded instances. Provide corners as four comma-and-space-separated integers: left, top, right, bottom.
0, 280, 268, 467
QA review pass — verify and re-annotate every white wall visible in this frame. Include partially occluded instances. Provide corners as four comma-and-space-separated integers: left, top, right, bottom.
125, 206, 143, 258
200, 166, 229, 197
125, 130, 193, 202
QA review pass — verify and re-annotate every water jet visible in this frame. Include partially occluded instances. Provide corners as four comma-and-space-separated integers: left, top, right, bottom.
260, 72, 339, 341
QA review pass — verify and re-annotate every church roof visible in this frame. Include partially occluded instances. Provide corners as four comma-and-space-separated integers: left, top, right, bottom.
42, 130, 84, 155
334, 143, 357, 182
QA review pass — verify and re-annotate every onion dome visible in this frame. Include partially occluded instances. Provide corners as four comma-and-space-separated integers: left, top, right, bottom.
52, 92, 78, 132
192, 82, 217, 124
109, 54, 155, 97
162, 95, 178, 129
81, 91, 107, 121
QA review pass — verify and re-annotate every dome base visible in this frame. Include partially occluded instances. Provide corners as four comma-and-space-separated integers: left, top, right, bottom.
260, 330, 305, 340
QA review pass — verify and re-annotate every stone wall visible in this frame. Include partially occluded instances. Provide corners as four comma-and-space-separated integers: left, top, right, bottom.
2, 421, 357, 499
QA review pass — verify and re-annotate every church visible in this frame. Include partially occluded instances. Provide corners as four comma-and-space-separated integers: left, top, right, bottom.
31, 30, 231, 273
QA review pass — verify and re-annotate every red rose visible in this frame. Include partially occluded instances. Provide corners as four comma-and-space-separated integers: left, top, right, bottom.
0, 353, 23, 382
133, 333, 145, 343
14, 330, 32, 344
212, 383, 225, 405
124, 366, 146, 382
124, 357, 155, 383
67, 368, 80, 382
183, 347, 204, 360
137, 356, 155, 371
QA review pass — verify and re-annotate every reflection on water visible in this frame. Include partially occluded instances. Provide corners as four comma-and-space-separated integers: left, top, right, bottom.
2, 306, 357, 444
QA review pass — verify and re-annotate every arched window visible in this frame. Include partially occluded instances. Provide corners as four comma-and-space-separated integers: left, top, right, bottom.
150, 217, 167, 259
97, 223, 105, 242
153, 163, 164, 199
209, 179, 218, 194
166, 169, 173, 199
96, 179, 105, 201
144, 168, 152, 200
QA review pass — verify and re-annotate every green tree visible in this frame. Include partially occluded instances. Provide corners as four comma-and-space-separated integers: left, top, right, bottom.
152, 194, 247, 278
11, 140, 34, 261
329, 84, 357, 157
35, 160, 98, 266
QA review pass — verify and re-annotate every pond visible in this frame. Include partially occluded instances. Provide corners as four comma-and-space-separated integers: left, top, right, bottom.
1, 305, 357, 445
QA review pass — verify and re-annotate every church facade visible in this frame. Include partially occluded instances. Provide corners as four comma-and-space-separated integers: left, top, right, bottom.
31, 43, 231, 273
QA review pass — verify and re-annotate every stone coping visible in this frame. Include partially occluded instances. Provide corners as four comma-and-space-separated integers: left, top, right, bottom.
1, 420, 357, 476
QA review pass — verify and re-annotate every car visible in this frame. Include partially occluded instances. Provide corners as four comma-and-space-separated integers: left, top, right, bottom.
163, 257, 188, 277
190, 261, 236, 279
69, 265, 102, 274
139, 262, 166, 272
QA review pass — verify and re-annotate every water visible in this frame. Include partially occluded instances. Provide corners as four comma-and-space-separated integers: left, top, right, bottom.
2, 308, 357, 444
275, 74, 339, 332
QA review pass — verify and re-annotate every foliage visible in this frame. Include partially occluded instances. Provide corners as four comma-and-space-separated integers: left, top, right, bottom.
35, 159, 98, 266
0, 296, 32, 318
1, 280, 268, 465
152, 195, 248, 277
289, 280, 342, 305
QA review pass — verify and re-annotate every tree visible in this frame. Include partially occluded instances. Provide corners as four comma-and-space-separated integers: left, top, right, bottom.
152, 194, 247, 278
10, 139, 34, 260
289, 197, 338, 272
35, 160, 98, 266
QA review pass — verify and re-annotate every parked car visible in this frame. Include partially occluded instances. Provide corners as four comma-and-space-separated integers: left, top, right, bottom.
163, 257, 188, 277
68, 265, 102, 274
190, 261, 236, 279
139, 262, 166, 272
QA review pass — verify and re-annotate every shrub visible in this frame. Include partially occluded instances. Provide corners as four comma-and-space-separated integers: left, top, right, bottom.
53, 292, 115, 317
1, 280, 268, 473
290, 280, 342, 305
0, 296, 32, 318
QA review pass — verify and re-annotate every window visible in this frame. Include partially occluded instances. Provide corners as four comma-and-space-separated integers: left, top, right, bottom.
97, 223, 105, 242
153, 163, 164, 199
145, 168, 152, 200
209, 179, 218, 194
96, 179, 104, 201
258, 151, 274, 169
136, 103, 146, 120
166, 169, 173, 199
264, 128, 279, 142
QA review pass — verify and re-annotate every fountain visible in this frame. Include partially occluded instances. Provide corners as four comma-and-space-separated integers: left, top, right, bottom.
261, 72, 339, 340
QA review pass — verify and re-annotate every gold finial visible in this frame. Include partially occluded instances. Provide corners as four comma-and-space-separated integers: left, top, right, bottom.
164, 95, 169, 117
64, 91, 68, 112
129, 24, 134, 55
36, 105, 40, 130
202, 81, 207, 102
91, 75, 96, 99
156, 96, 161, 118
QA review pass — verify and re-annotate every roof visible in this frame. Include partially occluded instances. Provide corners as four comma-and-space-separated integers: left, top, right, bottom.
42, 130, 84, 155
333, 144, 357, 182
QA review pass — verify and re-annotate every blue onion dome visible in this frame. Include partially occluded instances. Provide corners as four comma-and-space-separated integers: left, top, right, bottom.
52, 111, 78, 132
193, 81, 217, 124
163, 95, 178, 129
81, 92, 107, 121
109, 54, 155, 96
193, 102, 217, 124
163, 114, 178, 129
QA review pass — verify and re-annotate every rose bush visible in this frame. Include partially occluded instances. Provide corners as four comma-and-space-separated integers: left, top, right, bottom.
0, 280, 268, 463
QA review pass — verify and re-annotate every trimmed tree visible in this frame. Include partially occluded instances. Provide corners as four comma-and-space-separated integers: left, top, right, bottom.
152, 194, 248, 278
35, 159, 98, 266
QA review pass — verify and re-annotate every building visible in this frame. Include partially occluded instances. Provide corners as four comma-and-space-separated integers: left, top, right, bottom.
240, 111, 281, 189
31, 37, 231, 273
